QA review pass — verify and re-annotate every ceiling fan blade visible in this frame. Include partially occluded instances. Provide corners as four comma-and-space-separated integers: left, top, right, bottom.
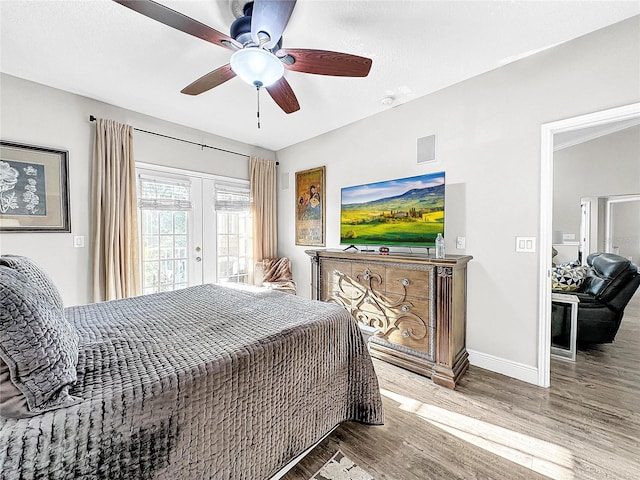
181, 65, 236, 95
251, 0, 297, 50
266, 77, 300, 114
278, 48, 372, 77
113, 0, 241, 50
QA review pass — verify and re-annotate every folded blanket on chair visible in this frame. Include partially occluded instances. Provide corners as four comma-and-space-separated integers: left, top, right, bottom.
263, 258, 293, 282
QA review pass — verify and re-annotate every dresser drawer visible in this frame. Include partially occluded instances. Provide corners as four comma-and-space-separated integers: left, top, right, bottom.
319, 259, 352, 282
370, 295, 432, 355
351, 263, 386, 292
385, 324, 435, 355
385, 267, 431, 299
357, 293, 428, 317
321, 278, 359, 305
356, 293, 389, 317
384, 296, 430, 319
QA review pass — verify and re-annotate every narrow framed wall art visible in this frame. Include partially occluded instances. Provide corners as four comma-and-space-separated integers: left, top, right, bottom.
295, 166, 325, 246
0, 140, 70, 232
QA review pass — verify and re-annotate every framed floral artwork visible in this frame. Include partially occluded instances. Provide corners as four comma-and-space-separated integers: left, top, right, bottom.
0, 141, 70, 232
295, 166, 325, 246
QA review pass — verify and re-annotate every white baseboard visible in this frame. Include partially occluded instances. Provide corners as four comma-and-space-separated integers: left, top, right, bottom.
467, 349, 540, 386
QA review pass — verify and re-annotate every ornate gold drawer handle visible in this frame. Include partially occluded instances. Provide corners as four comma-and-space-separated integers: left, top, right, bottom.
402, 278, 410, 286
401, 304, 410, 313
363, 269, 371, 281
402, 330, 410, 338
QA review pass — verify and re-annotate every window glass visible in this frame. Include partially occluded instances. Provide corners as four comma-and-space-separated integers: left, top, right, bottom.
138, 174, 192, 294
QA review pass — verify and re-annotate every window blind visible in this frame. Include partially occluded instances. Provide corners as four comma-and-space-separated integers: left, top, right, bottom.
214, 182, 250, 212
138, 173, 192, 211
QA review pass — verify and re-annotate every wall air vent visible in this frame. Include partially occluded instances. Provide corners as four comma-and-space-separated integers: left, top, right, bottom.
417, 134, 436, 164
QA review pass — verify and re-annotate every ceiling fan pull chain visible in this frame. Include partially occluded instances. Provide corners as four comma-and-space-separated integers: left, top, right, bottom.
256, 84, 261, 129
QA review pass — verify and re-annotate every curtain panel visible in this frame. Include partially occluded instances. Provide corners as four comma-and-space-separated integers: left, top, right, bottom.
91, 118, 141, 301
250, 157, 277, 262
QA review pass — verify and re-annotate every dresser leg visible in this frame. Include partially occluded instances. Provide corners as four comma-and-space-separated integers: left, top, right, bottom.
432, 350, 469, 389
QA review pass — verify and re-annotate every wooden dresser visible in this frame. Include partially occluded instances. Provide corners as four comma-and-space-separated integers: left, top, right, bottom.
306, 249, 472, 389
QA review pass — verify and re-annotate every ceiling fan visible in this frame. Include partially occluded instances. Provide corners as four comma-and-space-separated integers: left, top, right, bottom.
113, 0, 373, 115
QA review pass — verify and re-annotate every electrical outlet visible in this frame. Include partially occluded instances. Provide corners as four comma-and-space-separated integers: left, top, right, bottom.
456, 236, 466, 249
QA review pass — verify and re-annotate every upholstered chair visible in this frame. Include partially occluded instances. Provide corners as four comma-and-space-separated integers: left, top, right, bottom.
553, 253, 640, 346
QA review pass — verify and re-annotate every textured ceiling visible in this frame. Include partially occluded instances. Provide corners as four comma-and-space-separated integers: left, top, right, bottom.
1, 1, 639, 151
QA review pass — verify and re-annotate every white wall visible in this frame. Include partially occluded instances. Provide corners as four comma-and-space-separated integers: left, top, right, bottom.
553, 125, 640, 254
0, 74, 275, 306
276, 17, 640, 377
610, 198, 640, 262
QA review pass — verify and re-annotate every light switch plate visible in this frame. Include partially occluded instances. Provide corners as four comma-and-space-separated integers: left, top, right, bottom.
456, 236, 466, 249
73, 236, 85, 248
516, 236, 536, 252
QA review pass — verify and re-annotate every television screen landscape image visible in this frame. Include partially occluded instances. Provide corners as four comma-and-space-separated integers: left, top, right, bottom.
340, 172, 445, 247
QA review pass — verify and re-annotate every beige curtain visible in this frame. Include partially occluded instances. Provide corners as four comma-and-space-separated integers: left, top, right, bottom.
250, 157, 278, 263
91, 118, 141, 302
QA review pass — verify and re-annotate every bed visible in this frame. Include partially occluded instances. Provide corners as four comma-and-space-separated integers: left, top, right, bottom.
0, 257, 383, 480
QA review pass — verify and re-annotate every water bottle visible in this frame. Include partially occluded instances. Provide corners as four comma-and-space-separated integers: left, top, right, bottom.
435, 233, 445, 259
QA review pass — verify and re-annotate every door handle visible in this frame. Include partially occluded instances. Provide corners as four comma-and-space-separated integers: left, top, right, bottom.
195, 256, 202, 262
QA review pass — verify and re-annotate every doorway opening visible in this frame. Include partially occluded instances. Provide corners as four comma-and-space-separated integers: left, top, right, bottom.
538, 102, 640, 387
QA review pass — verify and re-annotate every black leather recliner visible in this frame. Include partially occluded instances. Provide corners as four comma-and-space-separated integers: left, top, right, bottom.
553, 253, 640, 346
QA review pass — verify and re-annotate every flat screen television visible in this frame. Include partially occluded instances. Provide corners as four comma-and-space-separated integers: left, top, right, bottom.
340, 171, 445, 247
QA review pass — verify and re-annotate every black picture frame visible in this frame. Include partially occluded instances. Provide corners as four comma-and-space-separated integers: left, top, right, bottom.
0, 140, 70, 233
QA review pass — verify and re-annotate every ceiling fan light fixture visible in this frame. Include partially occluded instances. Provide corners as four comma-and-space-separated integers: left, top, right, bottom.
230, 47, 284, 87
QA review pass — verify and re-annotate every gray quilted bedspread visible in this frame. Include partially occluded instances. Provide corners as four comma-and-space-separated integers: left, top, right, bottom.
0, 284, 383, 479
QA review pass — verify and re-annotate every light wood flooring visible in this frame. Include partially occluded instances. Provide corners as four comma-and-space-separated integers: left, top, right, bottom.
283, 291, 640, 480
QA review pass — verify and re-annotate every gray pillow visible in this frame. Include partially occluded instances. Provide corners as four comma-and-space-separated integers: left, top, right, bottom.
0, 266, 81, 418
0, 255, 64, 309
0, 358, 37, 418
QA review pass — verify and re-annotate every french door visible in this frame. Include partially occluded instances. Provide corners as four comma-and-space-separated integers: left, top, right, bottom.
137, 164, 252, 294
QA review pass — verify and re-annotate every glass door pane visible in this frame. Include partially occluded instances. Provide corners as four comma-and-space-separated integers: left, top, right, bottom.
141, 209, 192, 294
215, 211, 252, 283
138, 169, 199, 293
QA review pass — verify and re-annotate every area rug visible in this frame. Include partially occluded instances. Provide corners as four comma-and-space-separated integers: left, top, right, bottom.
309, 450, 374, 480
